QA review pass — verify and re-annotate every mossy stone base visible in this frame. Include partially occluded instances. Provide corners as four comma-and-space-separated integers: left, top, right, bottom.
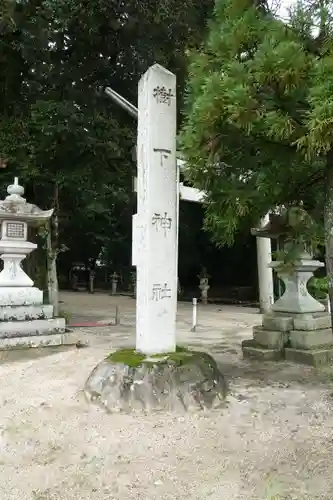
84, 347, 227, 413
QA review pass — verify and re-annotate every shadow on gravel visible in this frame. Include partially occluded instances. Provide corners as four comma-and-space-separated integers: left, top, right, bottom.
0, 345, 76, 365
216, 358, 333, 388
191, 343, 333, 389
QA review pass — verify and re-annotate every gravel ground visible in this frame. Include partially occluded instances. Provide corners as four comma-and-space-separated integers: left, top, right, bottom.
1, 342, 333, 500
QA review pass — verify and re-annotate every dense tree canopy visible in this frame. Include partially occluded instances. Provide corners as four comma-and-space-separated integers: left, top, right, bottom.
180, 0, 333, 305
180, 0, 333, 246
0, 0, 214, 285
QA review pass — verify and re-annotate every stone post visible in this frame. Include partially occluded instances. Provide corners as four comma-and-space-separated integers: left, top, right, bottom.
132, 64, 177, 354
88, 269, 95, 294
71, 273, 78, 291
111, 272, 119, 295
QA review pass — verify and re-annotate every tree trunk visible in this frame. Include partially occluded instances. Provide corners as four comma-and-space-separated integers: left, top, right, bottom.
46, 222, 59, 316
324, 160, 333, 324
46, 181, 60, 316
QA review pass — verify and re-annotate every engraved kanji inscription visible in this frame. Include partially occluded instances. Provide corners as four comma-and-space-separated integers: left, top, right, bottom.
152, 283, 172, 301
152, 212, 172, 235
152, 86, 174, 106
153, 148, 171, 167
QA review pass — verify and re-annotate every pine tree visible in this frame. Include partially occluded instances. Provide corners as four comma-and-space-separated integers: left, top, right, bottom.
180, 0, 333, 307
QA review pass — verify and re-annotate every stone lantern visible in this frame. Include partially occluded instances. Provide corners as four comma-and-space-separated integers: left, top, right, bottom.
0, 178, 76, 349
199, 277, 210, 305
110, 272, 119, 295
242, 211, 333, 366
198, 267, 210, 305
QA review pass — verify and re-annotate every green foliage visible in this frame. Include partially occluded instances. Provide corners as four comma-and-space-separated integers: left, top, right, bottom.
57, 308, 72, 324
270, 206, 324, 272
0, 0, 214, 274
180, 0, 333, 248
308, 276, 328, 299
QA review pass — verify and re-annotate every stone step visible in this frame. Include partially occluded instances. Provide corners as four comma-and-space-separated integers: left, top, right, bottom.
289, 328, 333, 350
0, 318, 66, 338
253, 325, 287, 350
241, 339, 283, 361
0, 330, 79, 350
0, 287, 43, 306
0, 305, 53, 321
285, 347, 333, 367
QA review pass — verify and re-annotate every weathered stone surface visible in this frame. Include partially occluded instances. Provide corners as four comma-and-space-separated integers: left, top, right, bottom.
241, 339, 283, 361
84, 348, 227, 413
273, 311, 328, 319
0, 304, 53, 321
285, 347, 333, 367
289, 328, 333, 350
0, 317, 65, 338
262, 314, 293, 332
293, 314, 331, 331
270, 257, 325, 315
253, 326, 287, 349
0, 330, 79, 350
0, 287, 43, 306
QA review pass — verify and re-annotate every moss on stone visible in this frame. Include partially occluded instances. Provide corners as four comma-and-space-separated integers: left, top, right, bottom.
107, 348, 145, 367
106, 345, 218, 370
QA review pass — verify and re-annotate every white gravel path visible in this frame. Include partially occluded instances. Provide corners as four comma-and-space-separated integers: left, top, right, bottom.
1, 343, 333, 500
